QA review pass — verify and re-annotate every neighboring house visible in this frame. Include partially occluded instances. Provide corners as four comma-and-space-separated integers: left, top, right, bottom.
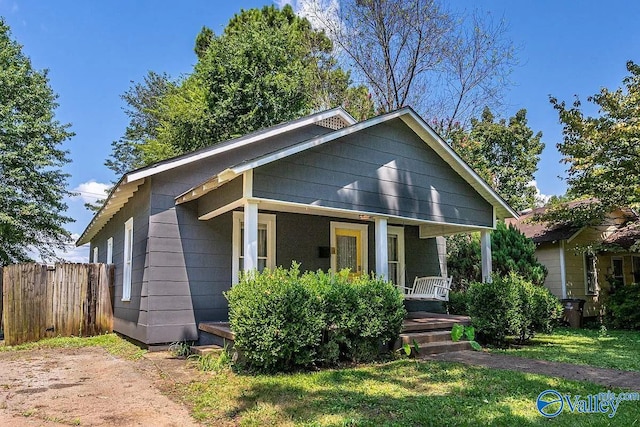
508, 203, 640, 318
77, 107, 516, 347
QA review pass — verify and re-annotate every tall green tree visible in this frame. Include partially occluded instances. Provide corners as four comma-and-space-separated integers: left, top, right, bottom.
449, 107, 544, 212
117, 5, 374, 169
547, 60, 640, 223
0, 19, 74, 265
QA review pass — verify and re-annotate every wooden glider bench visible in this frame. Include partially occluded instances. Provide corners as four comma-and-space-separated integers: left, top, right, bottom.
400, 276, 453, 301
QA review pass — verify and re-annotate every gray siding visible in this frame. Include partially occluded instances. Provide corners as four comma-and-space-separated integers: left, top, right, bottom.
253, 118, 494, 227
197, 176, 243, 218
89, 180, 151, 343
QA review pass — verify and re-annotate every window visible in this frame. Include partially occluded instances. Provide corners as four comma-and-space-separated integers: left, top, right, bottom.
387, 226, 405, 287
232, 212, 276, 284
633, 256, 640, 284
584, 253, 598, 295
123, 217, 133, 301
106, 237, 113, 264
611, 257, 625, 287
92, 247, 98, 263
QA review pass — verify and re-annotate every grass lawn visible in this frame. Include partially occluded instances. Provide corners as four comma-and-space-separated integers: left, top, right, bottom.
0, 333, 146, 360
178, 359, 640, 426
493, 327, 640, 372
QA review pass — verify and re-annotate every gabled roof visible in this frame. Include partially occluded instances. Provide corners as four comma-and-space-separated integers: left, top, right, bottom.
179, 107, 518, 220
603, 221, 640, 249
506, 206, 581, 244
77, 107, 356, 246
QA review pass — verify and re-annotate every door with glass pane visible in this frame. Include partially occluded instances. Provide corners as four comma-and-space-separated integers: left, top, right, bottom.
335, 228, 362, 277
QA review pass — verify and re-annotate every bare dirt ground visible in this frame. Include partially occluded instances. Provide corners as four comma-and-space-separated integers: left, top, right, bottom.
0, 347, 201, 426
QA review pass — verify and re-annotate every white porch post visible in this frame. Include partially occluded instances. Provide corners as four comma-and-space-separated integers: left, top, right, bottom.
243, 201, 259, 272
480, 230, 492, 283
375, 217, 388, 280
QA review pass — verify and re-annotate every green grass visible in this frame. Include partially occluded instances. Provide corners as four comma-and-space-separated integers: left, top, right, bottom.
493, 328, 640, 372
0, 333, 146, 360
178, 359, 640, 426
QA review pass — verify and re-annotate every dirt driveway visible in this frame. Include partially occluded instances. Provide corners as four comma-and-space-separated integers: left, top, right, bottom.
0, 347, 200, 426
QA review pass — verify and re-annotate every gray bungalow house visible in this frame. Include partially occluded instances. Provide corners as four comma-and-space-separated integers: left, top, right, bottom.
77, 107, 516, 346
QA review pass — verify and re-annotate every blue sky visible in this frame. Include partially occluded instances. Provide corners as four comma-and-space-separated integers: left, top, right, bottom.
1, 1, 638, 261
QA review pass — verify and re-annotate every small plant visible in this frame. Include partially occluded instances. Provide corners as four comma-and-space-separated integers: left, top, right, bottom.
190, 345, 233, 372
398, 339, 421, 358
168, 341, 192, 358
451, 323, 482, 351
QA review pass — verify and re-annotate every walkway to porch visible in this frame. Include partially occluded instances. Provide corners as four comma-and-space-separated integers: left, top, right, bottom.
193, 312, 472, 356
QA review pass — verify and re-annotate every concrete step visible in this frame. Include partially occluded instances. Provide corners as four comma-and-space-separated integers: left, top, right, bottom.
417, 340, 472, 355
190, 345, 223, 356
403, 319, 469, 332
400, 330, 452, 345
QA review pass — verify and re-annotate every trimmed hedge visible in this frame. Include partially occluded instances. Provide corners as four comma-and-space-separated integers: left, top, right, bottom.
226, 264, 405, 372
467, 272, 562, 346
605, 283, 640, 330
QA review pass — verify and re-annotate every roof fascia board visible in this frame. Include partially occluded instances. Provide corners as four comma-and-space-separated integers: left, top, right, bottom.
567, 226, 586, 243
126, 108, 356, 183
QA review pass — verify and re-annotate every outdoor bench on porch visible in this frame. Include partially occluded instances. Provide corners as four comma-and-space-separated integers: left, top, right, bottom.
400, 276, 453, 301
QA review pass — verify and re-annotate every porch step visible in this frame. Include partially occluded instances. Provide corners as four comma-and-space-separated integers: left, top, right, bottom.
190, 344, 223, 356
198, 322, 235, 341
402, 312, 471, 332
399, 330, 452, 345
418, 340, 472, 355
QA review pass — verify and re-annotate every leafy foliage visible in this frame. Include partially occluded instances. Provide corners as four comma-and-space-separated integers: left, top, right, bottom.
449, 107, 544, 212
467, 272, 562, 346
225, 264, 405, 372
447, 221, 547, 288
0, 19, 74, 265
445, 290, 469, 315
548, 60, 640, 223
605, 283, 640, 330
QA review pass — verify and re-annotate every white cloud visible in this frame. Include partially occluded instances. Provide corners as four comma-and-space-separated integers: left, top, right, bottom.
528, 180, 552, 207
73, 180, 110, 204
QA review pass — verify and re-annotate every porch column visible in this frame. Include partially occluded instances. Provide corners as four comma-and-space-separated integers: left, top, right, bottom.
243, 201, 259, 272
375, 217, 388, 280
480, 230, 492, 283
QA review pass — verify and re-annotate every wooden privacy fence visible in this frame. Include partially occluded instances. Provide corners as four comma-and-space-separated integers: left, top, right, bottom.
2, 263, 114, 345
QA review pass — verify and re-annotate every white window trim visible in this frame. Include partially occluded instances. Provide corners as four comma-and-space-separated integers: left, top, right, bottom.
123, 217, 133, 302
92, 246, 98, 263
611, 256, 625, 286
330, 221, 369, 275
583, 253, 598, 295
106, 237, 113, 264
232, 211, 276, 285
388, 226, 405, 287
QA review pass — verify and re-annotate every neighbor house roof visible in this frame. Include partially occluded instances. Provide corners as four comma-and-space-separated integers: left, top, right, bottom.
78, 106, 518, 246
603, 221, 640, 249
506, 206, 581, 244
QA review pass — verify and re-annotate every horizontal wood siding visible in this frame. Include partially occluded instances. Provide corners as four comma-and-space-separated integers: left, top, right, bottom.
404, 226, 442, 283
253, 119, 494, 226
535, 243, 563, 298
275, 212, 333, 272
89, 180, 151, 342
197, 176, 243, 218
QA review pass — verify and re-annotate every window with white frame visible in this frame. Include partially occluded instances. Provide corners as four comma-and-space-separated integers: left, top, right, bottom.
232, 212, 276, 284
387, 226, 405, 287
107, 237, 113, 264
123, 218, 133, 301
92, 246, 98, 263
584, 253, 598, 295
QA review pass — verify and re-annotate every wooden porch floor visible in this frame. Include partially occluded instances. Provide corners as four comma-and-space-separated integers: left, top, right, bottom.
198, 311, 471, 342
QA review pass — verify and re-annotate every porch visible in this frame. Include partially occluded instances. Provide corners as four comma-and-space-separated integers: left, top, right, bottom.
193, 312, 473, 356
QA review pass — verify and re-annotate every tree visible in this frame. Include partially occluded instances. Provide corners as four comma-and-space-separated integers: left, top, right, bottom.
547, 60, 640, 223
299, 0, 516, 131
0, 19, 74, 265
455, 108, 544, 212
447, 221, 548, 290
121, 5, 374, 168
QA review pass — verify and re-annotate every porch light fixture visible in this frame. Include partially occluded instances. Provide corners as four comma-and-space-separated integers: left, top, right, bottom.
359, 214, 371, 220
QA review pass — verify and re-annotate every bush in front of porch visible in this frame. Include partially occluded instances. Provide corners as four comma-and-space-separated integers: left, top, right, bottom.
225, 264, 405, 373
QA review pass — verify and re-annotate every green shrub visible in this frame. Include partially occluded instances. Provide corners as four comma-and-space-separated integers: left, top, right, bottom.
225, 265, 324, 372
467, 272, 562, 346
605, 283, 640, 330
446, 291, 469, 315
226, 264, 405, 372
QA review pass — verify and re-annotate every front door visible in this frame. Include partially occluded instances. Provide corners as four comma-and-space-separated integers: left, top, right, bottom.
331, 222, 368, 277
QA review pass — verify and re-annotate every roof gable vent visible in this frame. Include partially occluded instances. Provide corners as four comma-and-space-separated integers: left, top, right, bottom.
317, 116, 350, 130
